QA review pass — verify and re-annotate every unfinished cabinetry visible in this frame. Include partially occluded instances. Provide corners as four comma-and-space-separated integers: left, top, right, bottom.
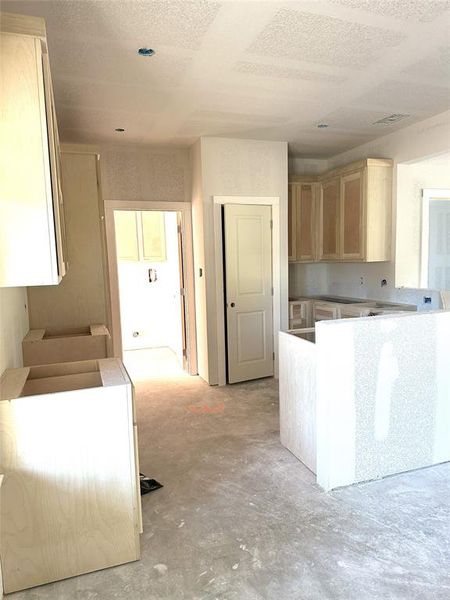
320, 160, 392, 262
288, 159, 392, 264
340, 171, 364, 260
319, 178, 340, 261
289, 181, 318, 262
0, 358, 142, 595
289, 299, 312, 329
0, 13, 67, 286
22, 324, 110, 366
115, 211, 166, 262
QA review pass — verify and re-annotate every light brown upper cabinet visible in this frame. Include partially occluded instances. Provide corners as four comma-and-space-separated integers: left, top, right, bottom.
319, 178, 340, 260
289, 159, 392, 263
0, 13, 67, 286
288, 181, 318, 262
340, 171, 364, 260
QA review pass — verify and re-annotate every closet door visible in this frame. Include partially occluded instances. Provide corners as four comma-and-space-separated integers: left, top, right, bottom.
319, 179, 340, 260
341, 171, 364, 260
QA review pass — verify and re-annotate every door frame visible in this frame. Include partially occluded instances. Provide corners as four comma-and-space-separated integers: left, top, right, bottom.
420, 188, 450, 289
213, 196, 280, 386
104, 200, 197, 376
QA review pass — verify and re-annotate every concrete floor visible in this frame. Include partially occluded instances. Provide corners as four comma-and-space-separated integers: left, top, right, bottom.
10, 375, 450, 599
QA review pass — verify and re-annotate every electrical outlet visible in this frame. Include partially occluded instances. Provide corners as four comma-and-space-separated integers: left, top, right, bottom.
381, 279, 387, 287
423, 296, 432, 304
360, 277, 364, 285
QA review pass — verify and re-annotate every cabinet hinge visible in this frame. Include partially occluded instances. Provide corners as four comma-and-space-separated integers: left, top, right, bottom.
270, 219, 273, 229
271, 287, 274, 296
180, 287, 185, 296
273, 352, 275, 361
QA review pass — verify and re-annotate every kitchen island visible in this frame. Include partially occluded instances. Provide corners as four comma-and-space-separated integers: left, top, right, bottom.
280, 309, 450, 491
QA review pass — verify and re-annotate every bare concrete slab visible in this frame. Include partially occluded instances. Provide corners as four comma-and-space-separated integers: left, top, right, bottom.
9, 376, 450, 600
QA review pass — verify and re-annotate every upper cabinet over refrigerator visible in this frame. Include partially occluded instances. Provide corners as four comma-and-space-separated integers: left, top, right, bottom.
0, 13, 68, 287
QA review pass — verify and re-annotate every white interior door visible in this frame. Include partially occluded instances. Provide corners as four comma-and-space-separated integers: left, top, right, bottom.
224, 204, 274, 384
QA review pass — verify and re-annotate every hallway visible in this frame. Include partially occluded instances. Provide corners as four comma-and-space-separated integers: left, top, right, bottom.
10, 377, 450, 600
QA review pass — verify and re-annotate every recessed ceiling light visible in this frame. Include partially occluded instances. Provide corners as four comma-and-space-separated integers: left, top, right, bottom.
138, 47, 155, 57
115, 128, 125, 132
317, 123, 329, 128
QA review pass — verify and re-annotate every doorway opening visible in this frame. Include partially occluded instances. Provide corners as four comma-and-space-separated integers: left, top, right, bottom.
113, 209, 189, 381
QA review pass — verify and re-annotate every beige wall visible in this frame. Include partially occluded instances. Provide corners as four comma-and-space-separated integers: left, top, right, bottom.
100, 144, 191, 203
27, 149, 108, 331
193, 136, 288, 385
190, 140, 209, 381
0, 287, 29, 373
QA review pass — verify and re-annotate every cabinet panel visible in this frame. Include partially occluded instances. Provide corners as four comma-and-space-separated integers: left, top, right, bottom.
296, 185, 316, 261
115, 211, 139, 261
0, 22, 66, 286
288, 184, 297, 262
141, 211, 166, 262
341, 171, 364, 260
320, 179, 340, 260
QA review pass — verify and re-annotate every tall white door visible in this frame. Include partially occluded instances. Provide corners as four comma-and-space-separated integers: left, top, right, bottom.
224, 204, 274, 384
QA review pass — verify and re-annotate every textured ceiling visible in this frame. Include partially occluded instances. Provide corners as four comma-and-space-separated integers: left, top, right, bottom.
2, 0, 450, 157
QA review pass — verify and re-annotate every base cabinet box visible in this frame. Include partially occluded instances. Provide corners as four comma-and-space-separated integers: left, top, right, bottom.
0, 358, 141, 594
22, 324, 110, 366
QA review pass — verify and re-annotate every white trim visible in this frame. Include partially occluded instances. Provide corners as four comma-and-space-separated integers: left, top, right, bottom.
420, 189, 450, 289
213, 195, 280, 386
104, 199, 197, 376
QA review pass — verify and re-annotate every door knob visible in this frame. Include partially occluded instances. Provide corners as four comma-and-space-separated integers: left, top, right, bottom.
230, 302, 235, 308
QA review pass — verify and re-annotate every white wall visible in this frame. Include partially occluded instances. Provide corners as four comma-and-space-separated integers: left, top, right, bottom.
0, 287, 29, 373
100, 143, 191, 203
289, 110, 450, 310
192, 136, 288, 385
396, 160, 450, 289
316, 310, 450, 491
117, 212, 183, 358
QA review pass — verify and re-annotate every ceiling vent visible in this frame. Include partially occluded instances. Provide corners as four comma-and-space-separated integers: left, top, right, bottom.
372, 113, 410, 126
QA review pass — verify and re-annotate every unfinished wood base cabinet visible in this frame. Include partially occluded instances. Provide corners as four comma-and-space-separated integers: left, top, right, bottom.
22, 324, 110, 366
0, 12, 67, 286
0, 359, 141, 594
289, 159, 392, 264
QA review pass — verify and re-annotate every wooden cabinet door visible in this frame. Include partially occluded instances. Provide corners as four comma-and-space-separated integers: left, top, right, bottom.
341, 171, 364, 260
319, 179, 340, 260
288, 184, 297, 261
140, 212, 166, 262
296, 184, 316, 261
114, 211, 139, 261
42, 48, 68, 277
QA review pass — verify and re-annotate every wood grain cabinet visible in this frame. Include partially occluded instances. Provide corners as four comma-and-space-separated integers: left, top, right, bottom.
0, 359, 142, 594
0, 13, 67, 286
288, 182, 318, 262
288, 159, 392, 264
319, 178, 340, 260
